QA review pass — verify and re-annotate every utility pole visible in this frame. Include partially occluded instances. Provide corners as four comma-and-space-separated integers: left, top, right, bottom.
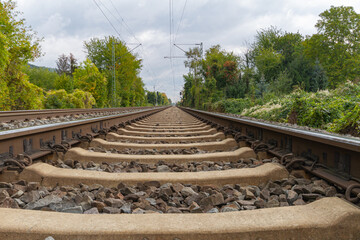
165, 43, 203, 107
166, 42, 203, 80
153, 86, 158, 106
112, 41, 116, 107
164, 42, 203, 91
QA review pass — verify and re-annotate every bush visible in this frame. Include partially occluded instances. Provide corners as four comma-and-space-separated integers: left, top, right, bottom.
44, 89, 95, 109
241, 81, 360, 135
329, 104, 360, 136
5, 72, 44, 110
210, 98, 253, 113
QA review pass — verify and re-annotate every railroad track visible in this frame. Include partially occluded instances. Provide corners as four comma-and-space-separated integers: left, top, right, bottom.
0, 106, 156, 130
0, 106, 359, 239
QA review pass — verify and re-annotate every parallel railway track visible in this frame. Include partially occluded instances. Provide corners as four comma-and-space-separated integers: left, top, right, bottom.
0, 106, 155, 123
0, 106, 358, 239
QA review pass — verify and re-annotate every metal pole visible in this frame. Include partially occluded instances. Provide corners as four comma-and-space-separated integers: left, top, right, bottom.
112, 41, 116, 106
154, 86, 157, 106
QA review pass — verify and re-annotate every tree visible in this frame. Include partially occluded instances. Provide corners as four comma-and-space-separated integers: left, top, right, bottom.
84, 36, 145, 107
304, 6, 360, 87
56, 53, 78, 76
146, 91, 156, 105
69, 53, 78, 74
0, 0, 43, 110
255, 74, 268, 99
254, 47, 283, 82
184, 46, 203, 108
22, 65, 58, 90
269, 70, 293, 95
73, 59, 108, 108
54, 74, 74, 92
181, 45, 241, 108
146, 91, 170, 106
56, 54, 70, 75
311, 60, 328, 91
249, 27, 304, 85
202, 45, 239, 89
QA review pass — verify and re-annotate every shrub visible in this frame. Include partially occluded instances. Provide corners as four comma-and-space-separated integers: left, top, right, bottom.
44, 89, 95, 109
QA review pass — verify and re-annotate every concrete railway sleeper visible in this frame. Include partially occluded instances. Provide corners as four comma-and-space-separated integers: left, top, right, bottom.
0, 106, 358, 239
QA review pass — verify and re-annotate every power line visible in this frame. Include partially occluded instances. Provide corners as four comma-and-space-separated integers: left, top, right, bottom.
169, 0, 173, 59
92, 0, 124, 41
106, 0, 159, 83
107, 0, 141, 44
174, 0, 188, 43
97, 0, 160, 94
168, 0, 176, 93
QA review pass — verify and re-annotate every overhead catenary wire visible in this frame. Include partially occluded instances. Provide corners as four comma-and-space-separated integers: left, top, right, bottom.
172, 0, 188, 102
96, 0, 160, 97
107, 0, 160, 89
95, 0, 176, 101
92, 0, 124, 41
107, 0, 142, 44
174, 0, 188, 44
169, 0, 176, 96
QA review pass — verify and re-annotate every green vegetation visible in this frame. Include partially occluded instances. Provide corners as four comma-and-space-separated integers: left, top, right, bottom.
73, 59, 107, 108
22, 65, 58, 90
0, 0, 43, 110
44, 89, 95, 109
84, 36, 145, 107
146, 91, 171, 106
180, 6, 360, 136
237, 81, 360, 136
0, 1, 163, 110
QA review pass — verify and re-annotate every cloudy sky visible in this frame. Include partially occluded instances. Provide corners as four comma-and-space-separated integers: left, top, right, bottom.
17, 0, 360, 102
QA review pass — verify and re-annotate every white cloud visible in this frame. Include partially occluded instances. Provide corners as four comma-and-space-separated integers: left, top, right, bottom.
30, 35, 86, 67
37, 13, 71, 36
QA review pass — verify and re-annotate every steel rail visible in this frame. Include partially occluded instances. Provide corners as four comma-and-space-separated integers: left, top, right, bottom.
0, 106, 168, 169
181, 107, 360, 200
181, 108, 360, 152
0, 106, 156, 122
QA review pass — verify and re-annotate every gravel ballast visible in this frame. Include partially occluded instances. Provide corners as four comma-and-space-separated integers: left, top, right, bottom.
0, 175, 354, 214
88, 146, 233, 155
0, 109, 145, 131
51, 155, 278, 172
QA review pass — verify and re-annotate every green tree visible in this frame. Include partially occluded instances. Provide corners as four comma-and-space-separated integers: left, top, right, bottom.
73, 59, 108, 108
84, 36, 144, 107
254, 47, 283, 82
146, 91, 156, 105
304, 6, 360, 87
183, 46, 203, 108
255, 74, 268, 99
130, 77, 145, 106
250, 27, 304, 84
146, 91, 170, 106
54, 74, 74, 92
22, 65, 58, 90
0, 0, 43, 110
309, 60, 328, 92
202, 45, 239, 90
181, 44, 240, 108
